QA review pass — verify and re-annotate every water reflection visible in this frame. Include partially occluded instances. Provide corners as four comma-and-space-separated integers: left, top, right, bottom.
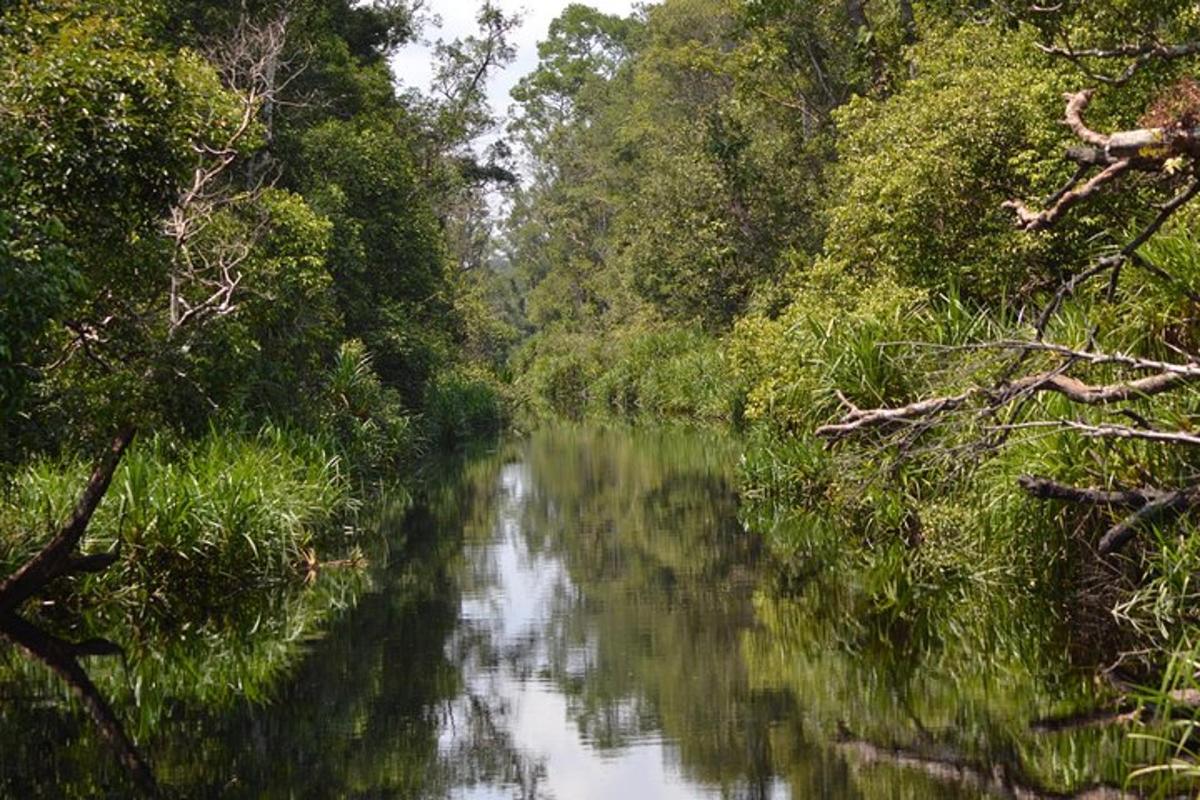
0, 612, 156, 795
0, 427, 1154, 798
441, 449, 786, 799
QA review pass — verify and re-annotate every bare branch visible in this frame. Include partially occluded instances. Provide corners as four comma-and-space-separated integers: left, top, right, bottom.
165, 12, 292, 335
1064, 89, 1108, 147
1004, 88, 1199, 247
999, 419, 1200, 448
836, 728, 1136, 799
1028, 176, 1200, 335
816, 391, 976, 439
1038, 39, 1200, 85
1004, 158, 1131, 232
817, 342, 1200, 441
1100, 489, 1194, 554
1018, 474, 1200, 554
1018, 475, 1164, 508
998, 368, 1191, 404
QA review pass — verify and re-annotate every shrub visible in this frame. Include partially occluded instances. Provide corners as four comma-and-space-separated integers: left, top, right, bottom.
319, 339, 417, 476
422, 367, 507, 448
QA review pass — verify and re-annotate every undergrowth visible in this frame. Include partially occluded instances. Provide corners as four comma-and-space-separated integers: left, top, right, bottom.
0, 426, 352, 625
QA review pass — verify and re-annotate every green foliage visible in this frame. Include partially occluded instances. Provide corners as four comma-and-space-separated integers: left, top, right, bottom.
319, 339, 416, 477
512, 322, 735, 425
590, 327, 734, 420
823, 21, 1077, 298
730, 264, 929, 439
512, 330, 606, 420
0, 427, 349, 623
1, 0, 512, 464
422, 367, 507, 448
0, 0, 240, 441
299, 115, 452, 406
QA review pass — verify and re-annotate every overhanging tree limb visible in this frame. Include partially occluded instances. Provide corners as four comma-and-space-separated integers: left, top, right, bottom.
816, 351, 1200, 441
0, 427, 135, 617
1037, 39, 1200, 85
1003, 90, 1199, 236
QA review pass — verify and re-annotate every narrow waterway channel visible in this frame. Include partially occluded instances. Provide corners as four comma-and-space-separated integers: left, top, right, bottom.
2, 427, 1140, 798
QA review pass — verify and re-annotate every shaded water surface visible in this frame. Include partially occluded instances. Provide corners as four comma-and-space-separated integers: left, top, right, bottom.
1, 427, 1133, 798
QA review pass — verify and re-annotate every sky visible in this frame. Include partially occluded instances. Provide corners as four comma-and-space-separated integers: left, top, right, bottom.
392, 1, 639, 124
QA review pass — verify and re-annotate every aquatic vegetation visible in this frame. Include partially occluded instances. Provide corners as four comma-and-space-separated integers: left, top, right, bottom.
0, 427, 352, 624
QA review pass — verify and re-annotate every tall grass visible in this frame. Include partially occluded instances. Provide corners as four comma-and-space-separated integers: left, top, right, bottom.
1126, 646, 1200, 797
320, 339, 418, 477
0, 426, 351, 622
515, 325, 737, 424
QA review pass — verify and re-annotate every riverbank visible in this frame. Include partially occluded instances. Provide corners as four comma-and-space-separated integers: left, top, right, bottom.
513, 325, 1200, 794
0, 416, 505, 796
3, 423, 1195, 796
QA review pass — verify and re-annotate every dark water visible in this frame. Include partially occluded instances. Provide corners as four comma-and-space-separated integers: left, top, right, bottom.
0, 427, 1135, 798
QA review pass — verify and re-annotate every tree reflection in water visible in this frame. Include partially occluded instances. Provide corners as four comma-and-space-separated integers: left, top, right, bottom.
0, 613, 156, 795
0, 427, 1163, 798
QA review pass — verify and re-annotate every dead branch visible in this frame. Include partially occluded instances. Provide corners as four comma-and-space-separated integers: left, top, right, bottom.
883, 339, 1200, 377
1001, 419, 1200, 448
1017, 475, 1169, 508
1099, 489, 1194, 553
1003, 157, 1131, 231
164, 12, 293, 335
816, 353, 1199, 441
1004, 89, 1199, 238
818, 327, 1200, 550
999, 368, 1191, 404
0, 427, 134, 617
835, 729, 1135, 799
945, 338, 1200, 376
1038, 39, 1200, 85
1030, 688, 1200, 732
1018, 474, 1200, 554
1064, 89, 1109, 147
815, 391, 975, 439
1027, 175, 1200, 335
1107, 177, 1200, 295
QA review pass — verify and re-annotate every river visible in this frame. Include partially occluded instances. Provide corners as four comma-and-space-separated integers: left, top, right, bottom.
0, 426, 1140, 798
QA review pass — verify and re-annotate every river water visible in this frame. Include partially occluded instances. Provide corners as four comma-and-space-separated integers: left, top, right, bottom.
1, 426, 1136, 798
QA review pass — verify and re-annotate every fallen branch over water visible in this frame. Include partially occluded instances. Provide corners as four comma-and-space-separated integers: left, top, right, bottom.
814, 333, 1200, 553
815, 342, 1200, 441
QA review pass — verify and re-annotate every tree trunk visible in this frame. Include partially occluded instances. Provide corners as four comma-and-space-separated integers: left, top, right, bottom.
844, 0, 869, 31
898, 0, 917, 45
844, 0, 885, 86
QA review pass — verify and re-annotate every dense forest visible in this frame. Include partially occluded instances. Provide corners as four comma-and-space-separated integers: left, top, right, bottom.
7, 0, 1200, 795
0, 1, 514, 790
0, 0, 514, 610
